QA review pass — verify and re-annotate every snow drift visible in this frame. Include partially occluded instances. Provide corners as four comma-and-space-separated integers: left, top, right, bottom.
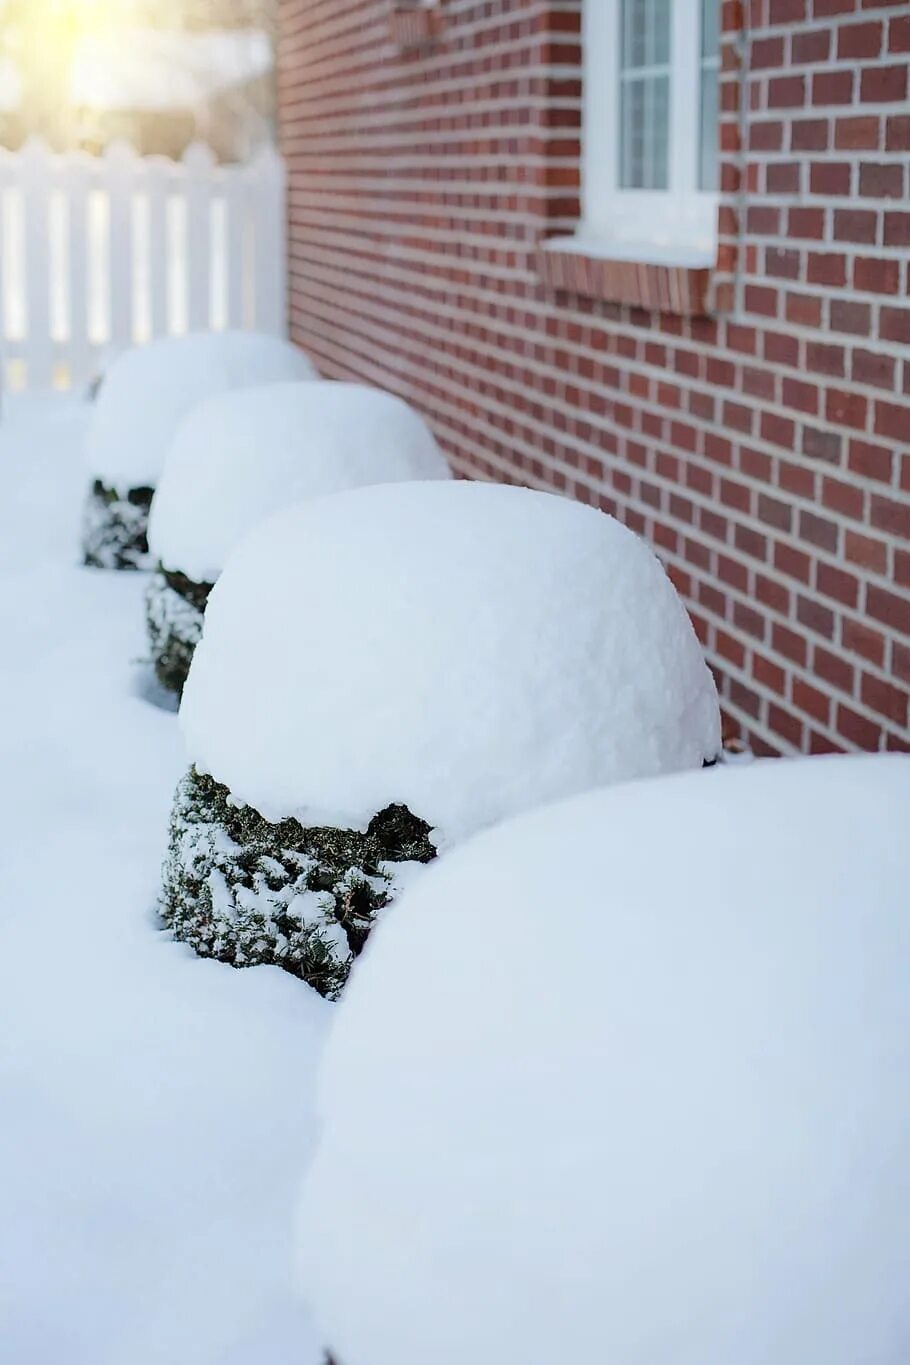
299, 753, 910, 1365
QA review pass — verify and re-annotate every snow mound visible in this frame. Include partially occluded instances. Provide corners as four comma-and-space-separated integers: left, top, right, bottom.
299, 753, 910, 1365
180, 481, 721, 844
149, 381, 451, 582
85, 331, 317, 492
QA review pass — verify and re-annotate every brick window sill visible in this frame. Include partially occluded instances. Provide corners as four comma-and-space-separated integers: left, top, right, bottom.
537, 236, 716, 317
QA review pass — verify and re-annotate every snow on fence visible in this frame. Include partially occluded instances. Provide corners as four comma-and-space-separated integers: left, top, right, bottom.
0, 138, 287, 392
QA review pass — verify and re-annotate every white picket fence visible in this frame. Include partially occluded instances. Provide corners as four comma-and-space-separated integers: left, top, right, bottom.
0, 138, 287, 392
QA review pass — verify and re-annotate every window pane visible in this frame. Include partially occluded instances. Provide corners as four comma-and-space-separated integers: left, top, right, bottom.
620, 0, 671, 191
701, 0, 719, 58
621, 74, 670, 189
699, 0, 720, 191
622, 0, 670, 68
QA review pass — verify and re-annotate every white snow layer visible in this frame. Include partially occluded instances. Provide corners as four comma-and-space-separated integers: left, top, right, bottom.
149, 381, 451, 582
85, 331, 317, 491
299, 753, 910, 1365
180, 481, 721, 844
0, 396, 330, 1364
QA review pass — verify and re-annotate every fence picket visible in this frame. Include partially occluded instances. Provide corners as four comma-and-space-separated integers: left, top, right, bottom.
184, 142, 215, 333
145, 157, 170, 341
105, 140, 135, 356
0, 138, 287, 393
65, 153, 93, 388
249, 146, 287, 336
20, 138, 54, 389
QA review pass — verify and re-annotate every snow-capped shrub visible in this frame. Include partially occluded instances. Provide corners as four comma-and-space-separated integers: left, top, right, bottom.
82, 479, 154, 571
298, 753, 910, 1365
146, 380, 450, 695
162, 768, 435, 1000
162, 480, 720, 989
81, 330, 316, 570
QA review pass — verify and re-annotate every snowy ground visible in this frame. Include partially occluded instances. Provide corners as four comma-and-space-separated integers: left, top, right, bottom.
0, 396, 330, 1363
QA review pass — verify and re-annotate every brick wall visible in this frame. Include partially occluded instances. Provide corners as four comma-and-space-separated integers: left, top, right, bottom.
278, 0, 910, 755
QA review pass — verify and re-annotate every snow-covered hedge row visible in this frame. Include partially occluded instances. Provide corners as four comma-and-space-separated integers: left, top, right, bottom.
80, 331, 316, 571
145, 381, 450, 694
161, 480, 721, 989
298, 753, 910, 1365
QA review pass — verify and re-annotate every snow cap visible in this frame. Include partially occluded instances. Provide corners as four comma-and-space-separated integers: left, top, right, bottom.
85, 330, 317, 491
180, 480, 721, 842
149, 381, 451, 582
299, 753, 910, 1365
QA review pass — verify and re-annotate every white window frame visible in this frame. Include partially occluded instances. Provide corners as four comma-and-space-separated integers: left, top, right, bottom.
554, 0, 719, 267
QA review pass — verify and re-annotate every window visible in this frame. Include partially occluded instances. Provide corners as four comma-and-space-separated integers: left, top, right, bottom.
572, 0, 720, 265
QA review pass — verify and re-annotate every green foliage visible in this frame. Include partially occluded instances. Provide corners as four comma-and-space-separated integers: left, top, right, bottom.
146, 566, 213, 697
161, 768, 437, 999
81, 479, 154, 571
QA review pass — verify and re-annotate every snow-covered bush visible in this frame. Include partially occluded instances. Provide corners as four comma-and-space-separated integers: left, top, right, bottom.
81, 330, 316, 570
146, 381, 450, 695
161, 480, 721, 992
298, 753, 910, 1365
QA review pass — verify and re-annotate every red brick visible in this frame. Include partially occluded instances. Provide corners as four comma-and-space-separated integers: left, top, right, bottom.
813, 161, 856, 195
775, 541, 813, 583
845, 531, 888, 573
849, 439, 894, 483
880, 307, 910, 344
837, 21, 883, 59
886, 114, 910, 150
822, 476, 865, 520
861, 674, 909, 726
782, 376, 820, 413
806, 342, 846, 378
893, 642, 910, 685
867, 585, 910, 635
816, 561, 860, 608
751, 120, 785, 151
884, 211, 910, 246
799, 508, 839, 553
814, 646, 855, 694
870, 495, 910, 539
834, 115, 880, 149
788, 206, 825, 238
793, 677, 832, 725
769, 75, 807, 107
843, 618, 886, 667
813, 70, 855, 104
833, 208, 877, 243
825, 389, 868, 430
802, 425, 842, 464
859, 161, 905, 198
807, 251, 847, 284
752, 35, 786, 67
791, 118, 829, 150
793, 28, 831, 62
861, 63, 908, 102
786, 291, 823, 326
890, 13, 910, 52
874, 400, 910, 441
853, 256, 901, 293
773, 623, 808, 667
851, 349, 896, 389
830, 299, 871, 335
836, 704, 881, 750
797, 595, 836, 639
